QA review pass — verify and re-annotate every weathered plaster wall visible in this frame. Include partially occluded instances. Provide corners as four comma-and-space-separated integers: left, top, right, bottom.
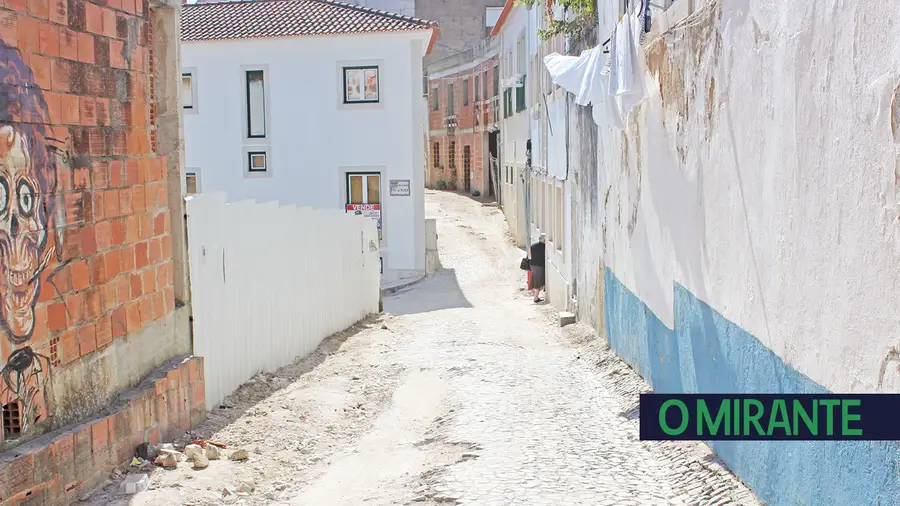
579, 0, 900, 503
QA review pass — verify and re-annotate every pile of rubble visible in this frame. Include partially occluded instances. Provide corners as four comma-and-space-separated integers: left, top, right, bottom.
118, 439, 256, 498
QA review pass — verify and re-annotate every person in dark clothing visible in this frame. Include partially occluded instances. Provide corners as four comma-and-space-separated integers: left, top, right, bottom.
528, 233, 546, 303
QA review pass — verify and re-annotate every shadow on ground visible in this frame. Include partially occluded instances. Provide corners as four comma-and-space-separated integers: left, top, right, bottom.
384, 268, 472, 316
183, 317, 380, 440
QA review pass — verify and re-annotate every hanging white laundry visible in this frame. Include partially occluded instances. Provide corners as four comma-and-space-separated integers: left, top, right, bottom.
543, 48, 624, 130
619, 0, 652, 114
612, 16, 636, 97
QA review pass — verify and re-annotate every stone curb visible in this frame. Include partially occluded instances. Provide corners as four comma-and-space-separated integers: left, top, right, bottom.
381, 276, 426, 296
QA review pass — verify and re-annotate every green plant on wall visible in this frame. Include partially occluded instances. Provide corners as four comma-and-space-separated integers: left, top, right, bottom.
515, 0, 597, 42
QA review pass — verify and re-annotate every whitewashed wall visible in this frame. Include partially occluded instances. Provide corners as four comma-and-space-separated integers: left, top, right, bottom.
186, 192, 381, 410
182, 30, 429, 286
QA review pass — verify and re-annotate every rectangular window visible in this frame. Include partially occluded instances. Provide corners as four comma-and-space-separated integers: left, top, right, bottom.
517, 36, 526, 75
186, 172, 198, 194
556, 185, 564, 251
343, 65, 380, 103
483, 70, 489, 98
182, 73, 193, 109
448, 141, 456, 169
432, 86, 439, 110
447, 83, 455, 115
463, 78, 469, 106
432, 142, 440, 168
474, 75, 480, 102
516, 74, 527, 113
246, 70, 266, 138
493, 66, 499, 97
248, 151, 267, 172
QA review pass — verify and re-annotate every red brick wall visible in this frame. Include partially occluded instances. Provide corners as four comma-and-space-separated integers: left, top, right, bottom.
427, 57, 500, 191
0, 0, 177, 447
0, 356, 204, 505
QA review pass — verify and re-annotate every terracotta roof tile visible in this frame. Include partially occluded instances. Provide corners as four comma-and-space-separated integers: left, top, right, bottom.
181, 0, 437, 42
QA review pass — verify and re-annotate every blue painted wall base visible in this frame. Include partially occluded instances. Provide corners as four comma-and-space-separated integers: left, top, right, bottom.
603, 268, 900, 506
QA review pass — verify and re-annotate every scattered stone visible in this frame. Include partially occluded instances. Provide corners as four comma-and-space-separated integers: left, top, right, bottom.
159, 448, 186, 461
135, 442, 158, 461
184, 444, 204, 461
205, 444, 221, 460
155, 452, 179, 468
237, 481, 255, 495
192, 454, 210, 470
230, 449, 250, 461
120, 474, 149, 494
559, 311, 576, 327
222, 487, 235, 497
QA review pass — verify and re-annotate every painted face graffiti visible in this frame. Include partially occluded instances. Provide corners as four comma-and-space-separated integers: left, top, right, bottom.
0, 37, 61, 437
0, 126, 54, 342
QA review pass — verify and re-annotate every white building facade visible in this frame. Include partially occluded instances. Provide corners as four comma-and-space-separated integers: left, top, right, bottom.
493, 0, 573, 311
180, 0, 437, 285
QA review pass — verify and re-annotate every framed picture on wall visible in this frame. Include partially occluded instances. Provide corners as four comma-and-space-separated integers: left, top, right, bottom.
343, 66, 379, 103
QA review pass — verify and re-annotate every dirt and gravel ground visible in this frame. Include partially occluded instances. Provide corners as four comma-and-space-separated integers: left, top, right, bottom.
82, 190, 759, 506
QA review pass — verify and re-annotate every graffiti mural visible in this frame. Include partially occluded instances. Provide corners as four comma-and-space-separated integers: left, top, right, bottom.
0, 38, 64, 436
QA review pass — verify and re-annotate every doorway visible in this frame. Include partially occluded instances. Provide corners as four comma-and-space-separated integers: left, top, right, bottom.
346, 172, 382, 242
488, 131, 499, 199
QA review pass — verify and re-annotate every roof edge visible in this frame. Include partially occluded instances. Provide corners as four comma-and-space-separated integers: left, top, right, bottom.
183, 0, 438, 29
490, 0, 515, 37
425, 26, 439, 55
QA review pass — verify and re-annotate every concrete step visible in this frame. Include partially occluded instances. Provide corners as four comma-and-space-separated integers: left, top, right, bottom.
559, 311, 576, 327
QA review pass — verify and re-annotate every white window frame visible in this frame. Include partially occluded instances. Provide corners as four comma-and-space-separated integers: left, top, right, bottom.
240, 65, 271, 143
182, 68, 198, 114
185, 167, 201, 194
242, 146, 272, 179
340, 167, 387, 247
336, 59, 386, 110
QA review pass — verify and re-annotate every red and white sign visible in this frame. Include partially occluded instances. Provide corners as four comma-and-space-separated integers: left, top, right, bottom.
346, 203, 382, 240
345, 204, 380, 212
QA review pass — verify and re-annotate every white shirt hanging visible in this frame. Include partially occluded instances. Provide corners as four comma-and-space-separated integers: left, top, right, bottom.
543, 48, 624, 130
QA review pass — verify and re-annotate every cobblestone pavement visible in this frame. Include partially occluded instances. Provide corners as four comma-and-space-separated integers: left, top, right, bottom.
87, 190, 759, 506
291, 191, 759, 506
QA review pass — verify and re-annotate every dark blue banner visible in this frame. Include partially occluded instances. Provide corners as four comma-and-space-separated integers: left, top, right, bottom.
639, 394, 900, 441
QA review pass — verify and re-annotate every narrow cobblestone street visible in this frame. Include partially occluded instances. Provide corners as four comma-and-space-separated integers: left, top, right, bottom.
87, 191, 759, 506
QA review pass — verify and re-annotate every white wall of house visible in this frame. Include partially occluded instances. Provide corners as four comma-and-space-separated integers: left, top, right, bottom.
497, 3, 571, 308
182, 31, 430, 284
579, 0, 900, 502
497, 5, 530, 248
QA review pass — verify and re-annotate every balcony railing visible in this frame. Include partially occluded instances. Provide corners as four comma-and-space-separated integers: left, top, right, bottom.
445, 114, 458, 129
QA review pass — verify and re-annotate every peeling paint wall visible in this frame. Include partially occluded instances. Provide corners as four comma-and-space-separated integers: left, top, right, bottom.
571, 0, 900, 502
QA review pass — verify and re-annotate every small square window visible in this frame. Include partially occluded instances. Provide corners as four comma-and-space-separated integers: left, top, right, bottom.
182, 73, 193, 109
248, 151, 267, 172
344, 65, 379, 103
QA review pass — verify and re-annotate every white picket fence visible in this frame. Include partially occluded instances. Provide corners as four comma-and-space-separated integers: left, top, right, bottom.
185, 192, 381, 410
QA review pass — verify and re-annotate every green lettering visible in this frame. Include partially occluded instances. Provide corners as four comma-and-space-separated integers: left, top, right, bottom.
820, 399, 840, 435
698, 399, 730, 436
766, 399, 792, 436
733, 398, 740, 435
660, 400, 689, 435
792, 399, 817, 435
743, 399, 765, 435
841, 399, 863, 436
